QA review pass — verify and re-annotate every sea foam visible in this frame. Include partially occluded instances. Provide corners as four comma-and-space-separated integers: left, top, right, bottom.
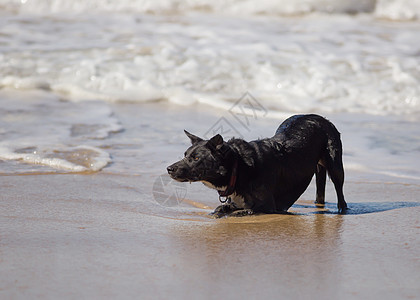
0, 145, 111, 172
4, 0, 420, 20
0, 9, 419, 116
0, 89, 118, 173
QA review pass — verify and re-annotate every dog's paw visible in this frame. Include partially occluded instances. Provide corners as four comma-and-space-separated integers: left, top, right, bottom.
338, 207, 348, 214
209, 211, 226, 219
229, 209, 254, 217
209, 204, 233, 218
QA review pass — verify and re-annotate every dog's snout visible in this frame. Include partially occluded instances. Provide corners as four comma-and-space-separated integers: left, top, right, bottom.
167, 165, 176, 174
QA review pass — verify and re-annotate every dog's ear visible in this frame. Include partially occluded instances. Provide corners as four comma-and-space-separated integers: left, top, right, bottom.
184, 130, 203, 145
242, 156, 255, 168
207, 134, 224, 149
231, 140, 255, 168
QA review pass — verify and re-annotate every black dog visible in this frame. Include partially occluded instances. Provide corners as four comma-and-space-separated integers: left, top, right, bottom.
167, 114, 347, 217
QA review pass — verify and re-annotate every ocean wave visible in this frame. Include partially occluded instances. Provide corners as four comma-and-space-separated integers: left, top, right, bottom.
2, 0, 420, 20
1, 12, 419, 116
1, 2, 420, 116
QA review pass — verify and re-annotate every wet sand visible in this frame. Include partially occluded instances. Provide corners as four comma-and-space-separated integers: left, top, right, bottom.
1, 173, 419, 299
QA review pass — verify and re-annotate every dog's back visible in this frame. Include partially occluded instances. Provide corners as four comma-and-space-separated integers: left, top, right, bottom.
275, 114, 340, 142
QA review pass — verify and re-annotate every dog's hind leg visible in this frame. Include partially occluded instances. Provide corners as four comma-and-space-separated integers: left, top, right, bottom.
325, 130, 348, 213
276, 176, 314, 212
315, 163, 326, 206
325, 155, 347, 214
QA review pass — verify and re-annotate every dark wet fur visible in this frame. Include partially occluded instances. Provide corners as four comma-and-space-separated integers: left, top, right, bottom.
167, 114, 347, 217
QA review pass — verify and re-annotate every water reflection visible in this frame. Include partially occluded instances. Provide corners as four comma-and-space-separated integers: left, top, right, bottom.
170, 214, 344, 298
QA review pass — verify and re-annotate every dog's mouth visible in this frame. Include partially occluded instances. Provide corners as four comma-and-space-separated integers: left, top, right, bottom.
167, 168, 199, 183
170, 176, 193, 183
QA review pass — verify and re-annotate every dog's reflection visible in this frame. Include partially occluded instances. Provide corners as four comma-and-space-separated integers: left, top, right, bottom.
169, 213, 344, 296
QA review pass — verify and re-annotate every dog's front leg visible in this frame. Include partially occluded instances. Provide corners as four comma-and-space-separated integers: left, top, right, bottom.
210, 203, 237, 218
229, 209, 254, 217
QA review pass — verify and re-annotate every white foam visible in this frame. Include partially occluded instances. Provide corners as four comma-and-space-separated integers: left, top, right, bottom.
1, 9, 419, 116
375, 0, 420, 20
5, 0, 420, 20
0, 145, 111, 172
0, 0, 377, 16
0, 89, 117, 173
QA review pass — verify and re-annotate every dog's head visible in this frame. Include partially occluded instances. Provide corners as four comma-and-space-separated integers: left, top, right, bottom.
167, 130, 234, 185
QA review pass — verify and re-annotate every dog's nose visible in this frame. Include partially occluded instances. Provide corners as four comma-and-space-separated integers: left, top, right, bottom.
167, 165, 176, 174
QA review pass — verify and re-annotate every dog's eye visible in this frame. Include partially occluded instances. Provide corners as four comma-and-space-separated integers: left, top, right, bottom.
194, 156, 200, 161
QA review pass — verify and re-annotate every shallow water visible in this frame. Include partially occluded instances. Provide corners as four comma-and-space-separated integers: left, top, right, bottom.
1, 90, 419, 184
0, 1, 420, 299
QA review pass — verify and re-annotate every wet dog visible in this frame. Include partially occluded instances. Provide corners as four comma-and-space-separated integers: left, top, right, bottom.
167, 114, 347, 217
